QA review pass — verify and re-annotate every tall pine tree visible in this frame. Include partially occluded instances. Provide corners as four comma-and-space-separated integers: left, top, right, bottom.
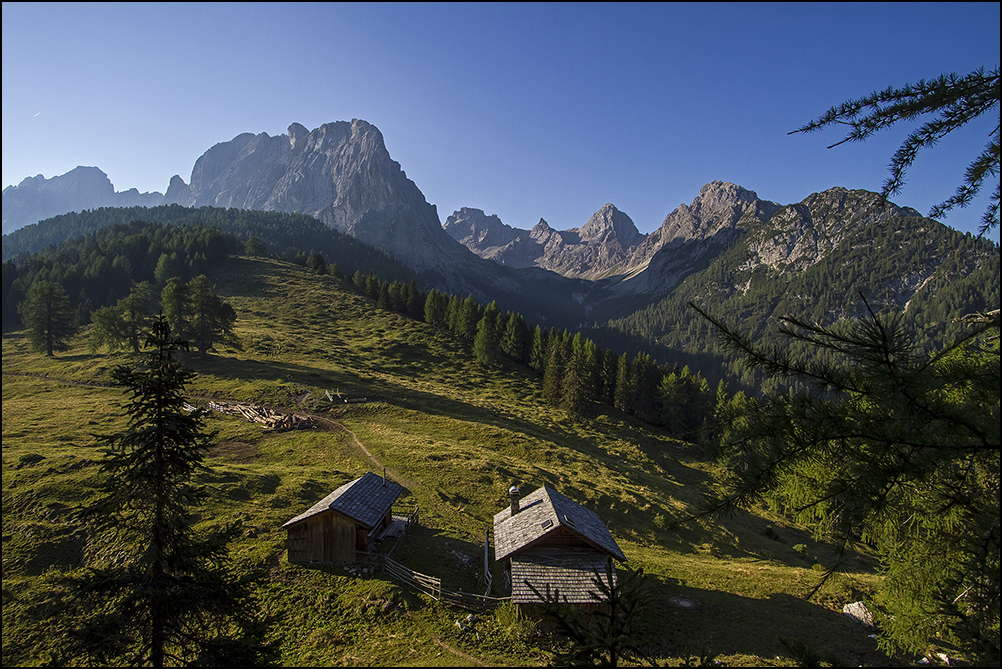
52, 315, 268, 666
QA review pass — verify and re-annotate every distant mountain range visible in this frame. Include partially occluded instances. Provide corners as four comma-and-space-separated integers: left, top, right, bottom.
2, 166, 165, 234
4, 120, 997, 348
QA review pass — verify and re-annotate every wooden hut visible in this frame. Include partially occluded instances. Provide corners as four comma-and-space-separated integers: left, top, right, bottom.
283, 472, 403, 564
493, 485, 626, 611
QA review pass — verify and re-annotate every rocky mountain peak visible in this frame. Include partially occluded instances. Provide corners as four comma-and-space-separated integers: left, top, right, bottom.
531, 218, 552, 233
658, 180, 780, 245
443, 207, 518, 250
743, 186, 924, 273
157, 120, 460, 272
579, 203, 644, 247
287, 122, 309, 150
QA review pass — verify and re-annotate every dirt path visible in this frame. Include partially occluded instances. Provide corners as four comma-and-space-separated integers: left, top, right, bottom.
311, 415, 419, 492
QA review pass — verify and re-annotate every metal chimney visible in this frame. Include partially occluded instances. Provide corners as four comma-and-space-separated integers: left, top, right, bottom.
509, 486, 520, 515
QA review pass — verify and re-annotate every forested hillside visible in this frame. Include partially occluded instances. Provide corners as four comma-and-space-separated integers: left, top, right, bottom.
594, 213, 1000, 391
2, 207, 416, 329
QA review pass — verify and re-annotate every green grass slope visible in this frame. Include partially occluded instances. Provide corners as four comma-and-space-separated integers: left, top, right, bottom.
3, 255, 899, 666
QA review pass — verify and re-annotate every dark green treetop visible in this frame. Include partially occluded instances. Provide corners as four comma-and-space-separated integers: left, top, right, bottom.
17, 279, 78, 356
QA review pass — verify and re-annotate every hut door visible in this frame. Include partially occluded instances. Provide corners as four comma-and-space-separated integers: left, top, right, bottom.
356, 527, 367, 553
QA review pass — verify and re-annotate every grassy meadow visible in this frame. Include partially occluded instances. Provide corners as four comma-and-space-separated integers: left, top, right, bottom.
2, 255, 900, 666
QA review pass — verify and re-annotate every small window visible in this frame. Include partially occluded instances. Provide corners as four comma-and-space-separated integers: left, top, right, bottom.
541, 519, 553, 530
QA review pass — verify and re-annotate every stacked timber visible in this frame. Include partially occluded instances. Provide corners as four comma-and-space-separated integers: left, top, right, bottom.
207, 400, 315, 431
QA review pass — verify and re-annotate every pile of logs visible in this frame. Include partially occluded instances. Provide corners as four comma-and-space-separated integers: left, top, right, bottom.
207, 400, 315, 431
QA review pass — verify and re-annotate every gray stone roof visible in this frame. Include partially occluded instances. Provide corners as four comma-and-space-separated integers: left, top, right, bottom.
493, 485, 626, 562
511, 547, 618, 604
282, 472, 402, 529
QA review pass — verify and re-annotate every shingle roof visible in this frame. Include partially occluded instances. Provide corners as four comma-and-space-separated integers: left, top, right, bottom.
493, 485, 626, 562
511, 547, 618, 604
282, 472, 402, 529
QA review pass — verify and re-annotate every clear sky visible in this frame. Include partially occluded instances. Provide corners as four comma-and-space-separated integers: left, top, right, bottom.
3, 2, 999, 241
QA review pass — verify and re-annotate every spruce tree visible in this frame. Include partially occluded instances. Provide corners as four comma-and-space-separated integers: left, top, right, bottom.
560, 341, 591, 417
53, 315, 267, 666
424, 289, 447, 327
18, 280, 78, 356
473, 314, 500, 367
529, 325, 548, 372
631, 352, 661, 424
659, 371, 685, 436
613, 353, 633, 414
542, 333, 568, 406
406, 280, 424, 318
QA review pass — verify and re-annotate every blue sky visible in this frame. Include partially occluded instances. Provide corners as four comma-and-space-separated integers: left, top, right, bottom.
3, 2, 999, 240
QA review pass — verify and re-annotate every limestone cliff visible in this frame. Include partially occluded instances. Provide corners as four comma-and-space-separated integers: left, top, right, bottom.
165, 119, 462, 273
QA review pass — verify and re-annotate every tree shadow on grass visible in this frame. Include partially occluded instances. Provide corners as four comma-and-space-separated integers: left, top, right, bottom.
636, 576, 900, 666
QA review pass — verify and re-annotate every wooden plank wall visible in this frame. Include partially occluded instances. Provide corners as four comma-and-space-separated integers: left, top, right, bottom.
287, 511, 357, 563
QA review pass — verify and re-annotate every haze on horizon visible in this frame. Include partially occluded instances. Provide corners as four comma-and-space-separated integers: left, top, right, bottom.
2, 2, 999, 241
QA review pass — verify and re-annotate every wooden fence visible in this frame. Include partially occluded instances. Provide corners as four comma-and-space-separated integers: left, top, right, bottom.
383, 556, 509, 612
350, 552, 508, 612
384, 556, 443, 599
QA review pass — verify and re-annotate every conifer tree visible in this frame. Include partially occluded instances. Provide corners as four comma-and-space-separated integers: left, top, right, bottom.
692, 300, 1000, 662
187, 275, 238, 357
154, 251, 184, 284
243, 236, 266, 257
613, 353, 633, 414
560, 341, 591, 417
306, 252, 327, 275
161, 276, 190, 339
406, 280, 424, 318
458, 295, 482, 340
118, 281, 157, 353
659, 371, 685, 436
542, 333, 568, 406
599, 349, 620, 405
502, 313, 529, 363
89, 281, 157, 353
631, 352, 661, 424
445, 294, 462, 333
377, 282, 391, 310
529, 325, 548, 372
52, 315, 267, 666
18, 280, 78, 356
473, 313, 500, 368
424, 289, 447, 327
582, 338, 603, 401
